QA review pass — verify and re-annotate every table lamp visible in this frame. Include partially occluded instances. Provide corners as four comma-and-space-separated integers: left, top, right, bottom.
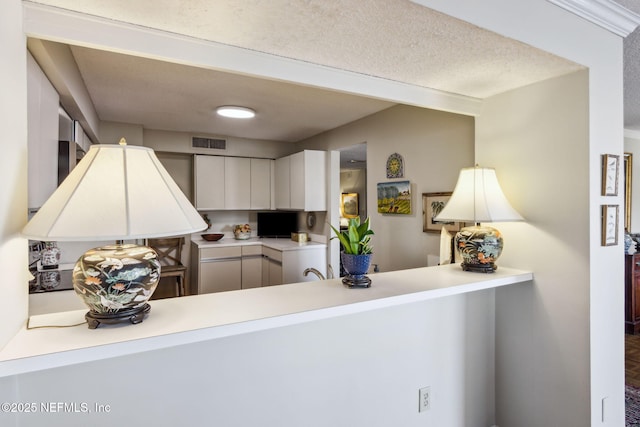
434, 166, 523, 272
22, 139, 207, 328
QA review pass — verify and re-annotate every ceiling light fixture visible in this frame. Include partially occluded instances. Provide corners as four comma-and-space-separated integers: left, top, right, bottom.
216, 106, 255, 119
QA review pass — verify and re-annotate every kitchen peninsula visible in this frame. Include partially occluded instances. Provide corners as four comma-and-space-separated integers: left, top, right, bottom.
0, 264, 532, 378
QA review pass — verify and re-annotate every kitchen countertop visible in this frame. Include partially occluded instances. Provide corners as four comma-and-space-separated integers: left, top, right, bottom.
192, 235, 326, 251
0, 263, 532, 377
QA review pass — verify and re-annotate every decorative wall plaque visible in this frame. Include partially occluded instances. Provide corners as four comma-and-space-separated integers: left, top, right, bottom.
386, 153, 404, 178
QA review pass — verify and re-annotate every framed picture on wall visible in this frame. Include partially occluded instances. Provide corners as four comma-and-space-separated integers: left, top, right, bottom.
602, 153, 620, 196
422, 192, 463, 233
377, 181, 411, 214
341, 193, 359, 218
601, 204, 619, 246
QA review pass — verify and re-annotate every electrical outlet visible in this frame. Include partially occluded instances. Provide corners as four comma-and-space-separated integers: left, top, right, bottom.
419, 386, 431, 412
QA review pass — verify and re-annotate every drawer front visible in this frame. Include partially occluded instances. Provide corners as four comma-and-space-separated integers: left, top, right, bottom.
242, 245, 262, 256
262, 247, 282, 262
200, 246, 242, 260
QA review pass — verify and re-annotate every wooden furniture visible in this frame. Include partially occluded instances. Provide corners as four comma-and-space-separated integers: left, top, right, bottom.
626, 253, 640, 334
147, 237, 188, 297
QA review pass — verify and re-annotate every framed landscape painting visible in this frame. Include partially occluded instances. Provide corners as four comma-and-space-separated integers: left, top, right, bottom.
377, 181, 411, 214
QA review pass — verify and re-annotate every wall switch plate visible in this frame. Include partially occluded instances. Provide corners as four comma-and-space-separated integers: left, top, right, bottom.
419, 386, 431, 412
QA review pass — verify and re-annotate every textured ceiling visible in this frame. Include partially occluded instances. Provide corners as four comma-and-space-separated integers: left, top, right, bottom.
27, 0, 585, 146
614, 0, 640, 131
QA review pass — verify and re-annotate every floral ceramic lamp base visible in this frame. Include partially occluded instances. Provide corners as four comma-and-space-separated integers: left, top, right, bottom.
454, 225, 504, 273
73, 244, 160, 329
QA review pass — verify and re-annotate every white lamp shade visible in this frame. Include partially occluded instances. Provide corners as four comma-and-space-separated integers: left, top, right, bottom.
435, 166, 523, 223
22, 143, 207, 241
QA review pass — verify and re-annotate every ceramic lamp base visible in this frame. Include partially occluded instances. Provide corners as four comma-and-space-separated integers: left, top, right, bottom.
455, 225, 504, 273
85, 304, 151, 329
73, 243, 160, 328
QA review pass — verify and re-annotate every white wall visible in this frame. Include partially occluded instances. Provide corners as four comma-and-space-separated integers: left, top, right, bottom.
0, 291, 497, 427
0, 0, 28, 350
479, 70, 591, 426
301, 104, 474, 272
419, 1, 625, 425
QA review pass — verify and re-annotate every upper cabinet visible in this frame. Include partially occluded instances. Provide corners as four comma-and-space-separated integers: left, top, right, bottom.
194, 155, 225, 210
275, 150, 326, 211
194, 155, 273, 210
27, 53, 60, 210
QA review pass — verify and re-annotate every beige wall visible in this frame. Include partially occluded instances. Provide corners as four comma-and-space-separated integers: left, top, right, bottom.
479, 70, 591, 426
301, 104, 474, 272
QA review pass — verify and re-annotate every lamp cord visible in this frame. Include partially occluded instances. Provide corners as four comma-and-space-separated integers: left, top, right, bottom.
26, 317, 87, 329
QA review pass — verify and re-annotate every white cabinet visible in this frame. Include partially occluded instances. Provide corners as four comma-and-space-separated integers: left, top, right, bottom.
27, 53, 60, 210
251, 158, 273, 209
262, 247, 283, 287
194, 155, 273, 210
194, 155, 225, 210
274, 156, 290, 209
192, 240, 327, 293
281, 246, 326, 284
191, 245, 242, 294
225, 157, 251, 209
241, 246, 263, 289
275, 150, 326, 211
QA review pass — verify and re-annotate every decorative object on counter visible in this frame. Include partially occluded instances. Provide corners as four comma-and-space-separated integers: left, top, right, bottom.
202, 213, 212, 230
386, 152, 404, 178
330, 217, 374, 288
435, 166, 524, 273
40, 270, 61, 290
291, 231, 308, 243
377, 180, 411, 214
40, 241, 60, 269
201, 233, 224, 241
234, 224, 251, 240
22, 139, 206, 329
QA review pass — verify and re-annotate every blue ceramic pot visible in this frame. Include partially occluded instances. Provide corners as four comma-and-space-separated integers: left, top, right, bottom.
341, 252, 372, 280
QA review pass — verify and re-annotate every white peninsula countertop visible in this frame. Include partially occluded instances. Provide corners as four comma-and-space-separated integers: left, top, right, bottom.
0, 264, 532, 377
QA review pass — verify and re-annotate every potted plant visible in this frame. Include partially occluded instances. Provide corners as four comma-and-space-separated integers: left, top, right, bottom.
330, 217, 374, 286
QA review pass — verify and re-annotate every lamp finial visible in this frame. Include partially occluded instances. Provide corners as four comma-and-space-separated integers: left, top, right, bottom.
119, 138, 127, 146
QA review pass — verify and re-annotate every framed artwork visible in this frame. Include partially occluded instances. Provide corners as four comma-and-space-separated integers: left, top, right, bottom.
341, 193, 359, 218
377, 181, 411, 214
602, 154, 620, 196
422, 192, 463, 233
386, 153, 404, 178
625, 153, 633, 232
601, 204, 619, 246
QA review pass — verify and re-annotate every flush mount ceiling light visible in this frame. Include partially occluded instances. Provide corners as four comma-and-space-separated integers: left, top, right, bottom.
216, 106, 255, 119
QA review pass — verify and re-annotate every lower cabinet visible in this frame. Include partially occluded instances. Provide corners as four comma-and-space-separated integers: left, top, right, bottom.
192, 242, 327, 294
194, 246, 242, 294
262, 247, 283, 287
241, 246, 263, 289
